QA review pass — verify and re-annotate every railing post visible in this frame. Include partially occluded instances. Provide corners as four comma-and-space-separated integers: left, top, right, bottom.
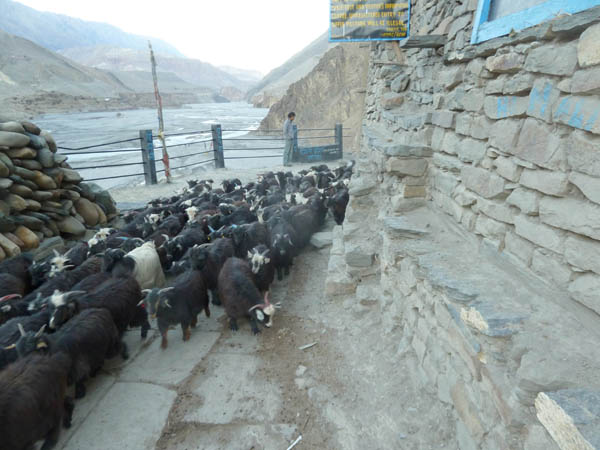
211, 124, 225, 169
139, 129, 157, 185
292, 124, 298, 162
335, 123, 343, 160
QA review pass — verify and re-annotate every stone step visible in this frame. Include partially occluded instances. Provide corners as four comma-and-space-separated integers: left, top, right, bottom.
363, 125, 433, 157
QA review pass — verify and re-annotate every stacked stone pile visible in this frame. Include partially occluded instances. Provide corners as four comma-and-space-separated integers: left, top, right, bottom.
0, 120, 117, 260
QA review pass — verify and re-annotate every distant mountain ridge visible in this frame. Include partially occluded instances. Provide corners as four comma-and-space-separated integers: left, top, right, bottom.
0, 0, 182, 56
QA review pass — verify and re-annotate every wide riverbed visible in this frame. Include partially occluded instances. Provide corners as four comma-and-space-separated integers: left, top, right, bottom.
33, 102, 285, 189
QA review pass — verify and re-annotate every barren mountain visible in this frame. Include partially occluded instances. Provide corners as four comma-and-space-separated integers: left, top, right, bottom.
58, 46, 253, 91
246, 32, 337, 108
0, 0, 181, 56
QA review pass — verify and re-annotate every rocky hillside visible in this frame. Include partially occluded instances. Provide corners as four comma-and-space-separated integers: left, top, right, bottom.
58, 46, 252, 91
0, 0, 181, 56
247, 32, 336, 108
259, 43, 369, 152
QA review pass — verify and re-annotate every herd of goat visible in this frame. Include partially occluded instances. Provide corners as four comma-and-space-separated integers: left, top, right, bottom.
0, 162, 353, 450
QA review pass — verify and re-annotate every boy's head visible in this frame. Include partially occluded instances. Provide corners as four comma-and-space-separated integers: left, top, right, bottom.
288, 112, 296, 120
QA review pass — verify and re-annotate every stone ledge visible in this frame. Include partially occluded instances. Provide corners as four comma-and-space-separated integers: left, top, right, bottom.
364, 126, 433, 157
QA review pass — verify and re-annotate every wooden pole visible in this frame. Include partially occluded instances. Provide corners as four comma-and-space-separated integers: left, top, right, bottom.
148, 41, 171, 182
139, 129, 157, 185
211, 124, 225, 169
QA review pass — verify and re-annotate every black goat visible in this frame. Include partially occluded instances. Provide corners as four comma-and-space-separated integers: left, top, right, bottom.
218, 257, 275, 334
231, 222, 270, 259
0, 252, 33, 293
190, 238, 234, 305
141, 269, 209, 349
268, 217, 298, 281
246, 245, 275, 294
328, 188, 350, 225
0, 273, 26, 298
0, 352, 73, 450
17, 308, 125, 399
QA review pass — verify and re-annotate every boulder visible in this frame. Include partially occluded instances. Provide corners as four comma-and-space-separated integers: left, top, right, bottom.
46, 220, 60, 237
310, 231, 333, 249
0, 233, 20, 257
14, 215, 44, 231
18, 159, 42, 171
0, 159, 8, 177
9, 183, 33, 198
23, 211, 50, 224
40, 130, 57, 152
0, 178, 12, 189
6, 193, 27, 212
94, 202, 107, 224
43, 168, 64, 186
4, 147, 36, 159
9, 175, 37, 191
24, 132, 46, 150
25, 199, 41, 212
31, 190, 53, 202
61, 189, 80, 201
0, 246, 5, 262
61, 200, 73, 212
0, 214, 17, 232
32, 171, 57, 190
94, 190, 117, 217
35, 236, 64, 260
0, 152, 14, 172
0, 131, 30, 148
15, 226, 39, 249
21, 121, 41, 135
53, 154, 68, 164
79, 183, 96, 201
4, 232, 25, 249
0, 200, 9, 216
12, 166, 36, 180
75, 198, 99, 226
57, 216, 86, 236
41, 226, 54, 238
36, 147, 54, 168
61, 168, 82, 183
0, 121, 26, 134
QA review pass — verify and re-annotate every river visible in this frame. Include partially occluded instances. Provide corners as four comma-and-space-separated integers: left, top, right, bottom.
32, 102, 286, 190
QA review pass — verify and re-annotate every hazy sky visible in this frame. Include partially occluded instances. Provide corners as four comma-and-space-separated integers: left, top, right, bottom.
16, 0, 330, 74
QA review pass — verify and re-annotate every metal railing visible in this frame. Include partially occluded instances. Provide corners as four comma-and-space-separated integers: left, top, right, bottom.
56, 124, 349, 187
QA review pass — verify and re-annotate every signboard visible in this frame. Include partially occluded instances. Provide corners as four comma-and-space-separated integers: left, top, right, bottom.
295, 145, 342, 163
330, 0, 410, 41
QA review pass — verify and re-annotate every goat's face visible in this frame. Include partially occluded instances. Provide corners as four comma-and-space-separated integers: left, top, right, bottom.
272, 233, 294, 256
15, 324, 49, 357
103, 248, 126, 273
29, 260, 50, 287
190, 245, 209, 270
48, 291, 81, 330
140, 288, 161, 318
247, 248, 271, 274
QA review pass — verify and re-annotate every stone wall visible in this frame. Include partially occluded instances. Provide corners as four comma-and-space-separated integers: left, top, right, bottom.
327, 1, 600, 448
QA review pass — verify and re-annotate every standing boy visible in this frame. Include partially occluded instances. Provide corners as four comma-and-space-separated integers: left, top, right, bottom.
283, 112, 296, 167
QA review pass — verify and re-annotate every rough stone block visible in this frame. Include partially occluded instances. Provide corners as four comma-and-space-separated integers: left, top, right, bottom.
470, 115, 493, 140
571, 67, 600, 94
578, 22, 600, 68
439, 66, 463, 90
540, 196, 600, 241
463, 88, 485, 112
514, 118, 567, 170
569, 171, 600, 205
382, 92, 404, 110
565, 235, 600, 275
345, 245, 374, 268
432, 168, 460, 193
451, 381, 486, 440
525, 42, 578, 76
391, 73, 410, 92
441, 130, 460, 155
488, 119, 522, 153
485, 52, 524, 73
520, 169, 569, 197
506, 188, 540, 215
385, 157, 428, 176
514, 215, 564, 253
448, 15, 472, 41
505, 231, 534, 266
431, 126, 446, 151
310, 232, 333, 249
475, 214, 507, 240
485, 95, 528, 119
536, 389, 600, 450
504, 73, 536, 95
433, 153, 464, 171
494, 155, 522, 182
475, 197, 515, 224
457, 138, 486, 163
455, 113, 472, 136
553, 95, 600, 135
399, 184, 427, 198
484, 76, 505, 95
569, 274, 600, 316
568, 130, 600, 177
461, 166, 505, 198
527, 79, 561, 123
431, 110, 456, 128
531, 249, 572, 286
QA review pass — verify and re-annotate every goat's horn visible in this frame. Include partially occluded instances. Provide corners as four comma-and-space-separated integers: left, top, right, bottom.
18, 323, 26, 337
0, 294, 22, 302
35, 324, 46, 338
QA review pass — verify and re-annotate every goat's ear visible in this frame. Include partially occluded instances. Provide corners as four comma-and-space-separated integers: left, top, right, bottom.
264, 258, 271, 264
17, 323, 26, 337
247, 251, 253, 259
53, 249, 60, 257
1, 305, 11, 313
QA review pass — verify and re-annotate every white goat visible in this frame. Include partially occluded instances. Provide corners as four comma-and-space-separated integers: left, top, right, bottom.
126, 242, 166, 289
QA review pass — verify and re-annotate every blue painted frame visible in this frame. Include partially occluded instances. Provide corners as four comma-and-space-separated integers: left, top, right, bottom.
471, 0, 600, 44
329, 1, 411, 42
